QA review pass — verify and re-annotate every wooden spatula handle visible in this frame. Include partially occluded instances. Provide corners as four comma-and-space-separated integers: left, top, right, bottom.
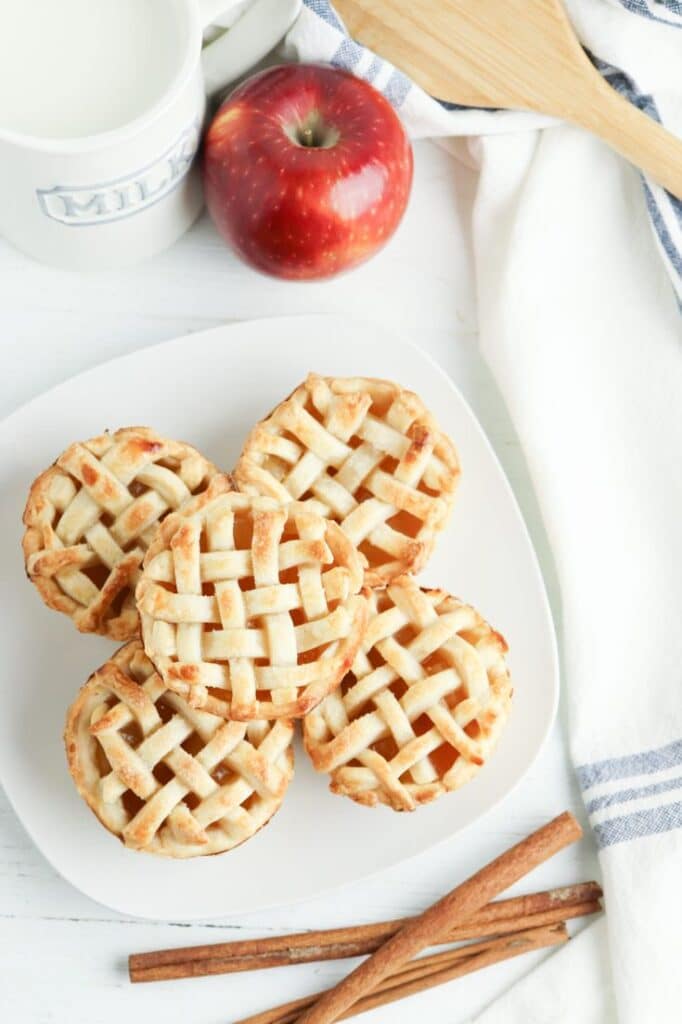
567, 76, 682, 198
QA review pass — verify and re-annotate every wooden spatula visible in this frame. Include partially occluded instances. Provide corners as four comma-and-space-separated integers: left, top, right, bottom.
333, 0, 682, 197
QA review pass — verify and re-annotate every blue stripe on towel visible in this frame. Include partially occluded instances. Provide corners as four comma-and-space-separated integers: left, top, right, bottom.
331, 36, 365, 72
579, 739, 682, 846
304, 0, 345, 31
384, 69, 412, 108
586, 775, 682, 814
593, 800, 682, 847
615, 0, 682, 25
644, 183, 682, 274
577, 738, 682, 789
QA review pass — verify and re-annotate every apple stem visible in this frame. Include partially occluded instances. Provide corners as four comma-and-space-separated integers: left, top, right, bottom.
286, 116, 339, 150
300, 125, 315, 147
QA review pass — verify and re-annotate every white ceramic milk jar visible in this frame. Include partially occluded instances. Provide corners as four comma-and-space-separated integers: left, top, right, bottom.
0, 0, 301, 269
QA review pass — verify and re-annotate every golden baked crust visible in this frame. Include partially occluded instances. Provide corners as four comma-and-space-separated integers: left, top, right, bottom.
136, 481, 368, 720
234, 374, 460, 586
22, 427, 219, 640
64, 641, 294, 858
303, 575, 512, 811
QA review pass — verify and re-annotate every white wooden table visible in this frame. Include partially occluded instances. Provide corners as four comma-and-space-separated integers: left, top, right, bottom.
0, 140, 598, 1023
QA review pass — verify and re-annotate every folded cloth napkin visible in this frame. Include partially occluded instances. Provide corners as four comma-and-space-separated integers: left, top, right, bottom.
282, 3, 682, 1021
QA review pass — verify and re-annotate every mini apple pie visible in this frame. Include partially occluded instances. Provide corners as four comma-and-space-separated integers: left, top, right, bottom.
136, 480, 368, 720
304, 575, 512, 811
235, 374, 460, 586
23, 427, 218, 640
65, 641, 295, 858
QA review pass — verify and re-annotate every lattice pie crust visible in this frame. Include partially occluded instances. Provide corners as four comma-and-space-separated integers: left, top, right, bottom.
23, 427, 217, 639
235, 375, 460, 586
137, 478, 368, 721
304, 576, 511, 811
65, 641, 294, 858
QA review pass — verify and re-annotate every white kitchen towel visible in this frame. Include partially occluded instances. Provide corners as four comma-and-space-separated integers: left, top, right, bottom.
471, 916, 616, 1023
468, 118, 681, 1024
282, 3, 682, 1022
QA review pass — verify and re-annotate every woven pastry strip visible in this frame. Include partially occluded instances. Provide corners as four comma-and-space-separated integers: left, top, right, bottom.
235, 374, 460, 585
65, 641, 294, 858
137, 481, 368, 720
22, 427, 218, 639
304, 576, 512, 811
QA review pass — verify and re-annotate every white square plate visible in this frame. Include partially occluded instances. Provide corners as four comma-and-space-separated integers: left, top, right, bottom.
0, 315, 558, 920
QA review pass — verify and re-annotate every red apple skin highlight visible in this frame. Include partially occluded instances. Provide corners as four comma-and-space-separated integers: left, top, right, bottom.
203, 63, 413, 280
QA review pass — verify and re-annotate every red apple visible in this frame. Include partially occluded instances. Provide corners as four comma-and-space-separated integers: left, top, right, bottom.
203, 63, 413, 280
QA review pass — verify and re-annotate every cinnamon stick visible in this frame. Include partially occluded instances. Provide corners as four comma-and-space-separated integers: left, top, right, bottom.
294, 812, 582, 1024
129, 881, 600, 983
234, 923, 568, 1024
